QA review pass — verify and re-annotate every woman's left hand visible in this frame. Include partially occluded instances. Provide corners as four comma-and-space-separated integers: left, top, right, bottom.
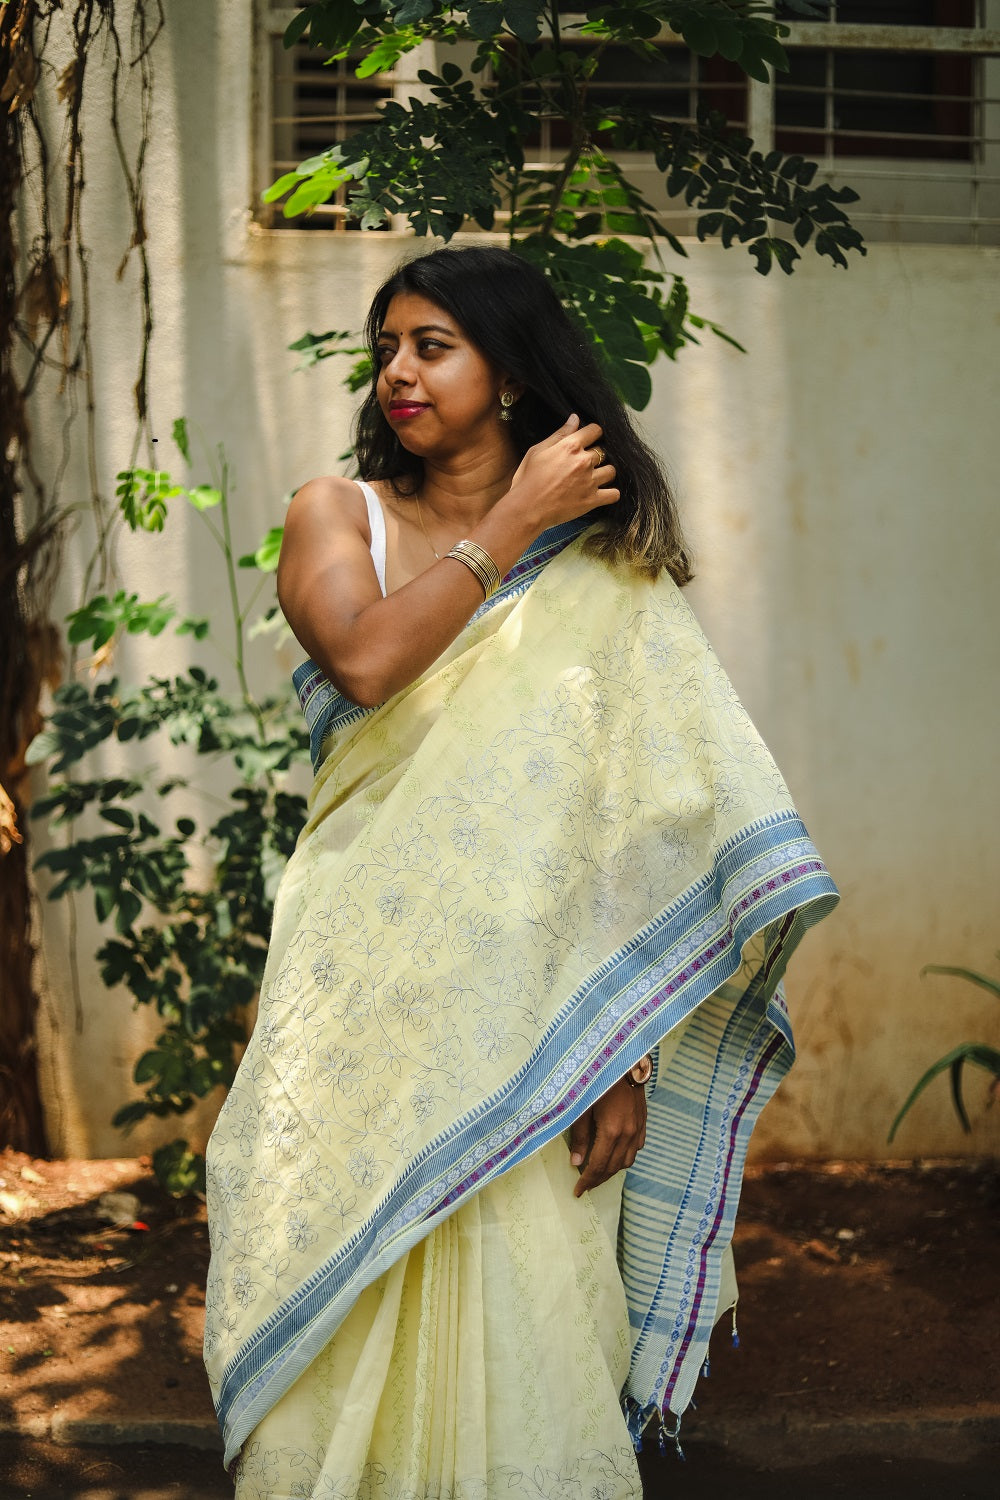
568, 1074, 647, 1198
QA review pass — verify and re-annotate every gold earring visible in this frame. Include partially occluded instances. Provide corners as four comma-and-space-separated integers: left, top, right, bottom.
499, 391, 515, 422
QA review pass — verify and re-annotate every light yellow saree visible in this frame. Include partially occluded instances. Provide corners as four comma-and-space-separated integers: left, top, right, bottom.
204, 522, 837, 1498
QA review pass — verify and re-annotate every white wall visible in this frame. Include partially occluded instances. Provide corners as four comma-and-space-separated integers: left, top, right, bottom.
643, 247, 1000, 1159
23, 1, 1000, 1160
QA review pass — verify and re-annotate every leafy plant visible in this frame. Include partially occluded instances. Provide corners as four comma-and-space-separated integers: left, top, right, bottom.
888, 958, 1000, 1142
265, 0, 864, 408
27, 424, 309, 1194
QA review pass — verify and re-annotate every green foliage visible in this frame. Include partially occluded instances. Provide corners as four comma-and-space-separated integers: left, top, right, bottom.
115, 467, 183, 533
888, 957, 1000, 1143
65, 591, 207, 649
152, 1140, 207, 1197
29, 428, 309, 1195
267, 0, 864, 406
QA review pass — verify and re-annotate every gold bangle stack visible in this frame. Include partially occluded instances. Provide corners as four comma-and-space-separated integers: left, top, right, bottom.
446, 539, 503, 600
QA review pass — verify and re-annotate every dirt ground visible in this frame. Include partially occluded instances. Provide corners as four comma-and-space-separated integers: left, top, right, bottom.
1, 1149, 997, 1448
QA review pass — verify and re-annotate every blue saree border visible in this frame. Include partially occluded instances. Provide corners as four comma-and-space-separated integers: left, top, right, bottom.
216, 808, 837, 1463
291, 517, 591, 771
621, 992, 789, 1431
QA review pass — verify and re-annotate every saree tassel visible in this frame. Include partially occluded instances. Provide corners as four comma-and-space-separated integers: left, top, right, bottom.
702, 1355, 711, 1379
662, 1413, 685, 1462
622, 1395, 658, 1452
731, 1306, 741, 1350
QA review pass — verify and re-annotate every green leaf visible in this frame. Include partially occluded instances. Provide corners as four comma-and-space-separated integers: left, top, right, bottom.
714, 20, 744, 63
393, 0, 434, 24
756, 32, 790, 74
151, 1140, 205, 1197
355, 28, 424, 79
172, 417, 190, 464
252, 526, 284, 573
770, 238, 800, 275
66, 597, 117, 649
25, 729, 61, 766
677, 14, 717, 58
748, 240, 773, 275
921, 964, 1000, 1002
607, 358, 651, 410
115, 469, 176, 533
285, 178, 335, 216
706, 323, 747, 354
888, 1042, 1000, 1141
126, 598, 175, 636
466, 1, 502, 40
281, 7, 313, 49
186, 485, 222, 512
262, 170, 304, 205
503, 0, 541, 42
289, 328, 338, 354
176, 617, 210, 640
949, 1056, 972, 1134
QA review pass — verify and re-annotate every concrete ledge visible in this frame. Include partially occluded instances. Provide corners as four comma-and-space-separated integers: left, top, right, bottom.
694, 1406, 1000, 1467
0, 1415, 50, 1441
44, 1415, 221, 1451
3, 1406, 998, 1466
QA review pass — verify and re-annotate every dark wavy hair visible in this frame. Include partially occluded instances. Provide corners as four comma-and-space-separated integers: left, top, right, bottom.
354, 245, 692, 584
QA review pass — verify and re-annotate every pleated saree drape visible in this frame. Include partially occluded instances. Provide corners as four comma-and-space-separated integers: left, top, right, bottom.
204, 522, 837, 1498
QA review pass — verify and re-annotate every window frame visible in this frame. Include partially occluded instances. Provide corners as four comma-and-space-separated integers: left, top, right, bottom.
254, 3, 1000, 243
744, 14, 1000, 244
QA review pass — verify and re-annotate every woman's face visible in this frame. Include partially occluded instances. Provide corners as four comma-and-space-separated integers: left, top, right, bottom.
375, 292, 514, 458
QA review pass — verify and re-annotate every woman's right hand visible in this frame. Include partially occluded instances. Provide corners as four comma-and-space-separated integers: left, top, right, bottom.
504, 415, 619, 530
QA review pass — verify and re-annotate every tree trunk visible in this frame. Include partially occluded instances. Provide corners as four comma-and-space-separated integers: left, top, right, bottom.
1, 0, 50, 1157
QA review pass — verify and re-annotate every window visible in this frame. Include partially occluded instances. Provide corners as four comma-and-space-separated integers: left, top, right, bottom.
510, 41, 748, 156
258, 3, 396, 229
256, 2, 1000, 243
761, 1, 1000, 244
776, 3, 976, 162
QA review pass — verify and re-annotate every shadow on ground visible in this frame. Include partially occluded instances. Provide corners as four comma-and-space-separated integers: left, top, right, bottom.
642, 1442, 1000, 1499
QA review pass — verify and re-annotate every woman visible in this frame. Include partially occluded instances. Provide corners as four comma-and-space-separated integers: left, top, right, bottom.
204, 246, 837, 1499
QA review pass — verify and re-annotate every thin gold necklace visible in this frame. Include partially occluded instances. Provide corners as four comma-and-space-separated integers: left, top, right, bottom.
414, 493, 440, 560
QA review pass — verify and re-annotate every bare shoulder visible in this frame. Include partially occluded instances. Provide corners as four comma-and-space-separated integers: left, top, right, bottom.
278, 475, 383, 625
285, 475, 369, 541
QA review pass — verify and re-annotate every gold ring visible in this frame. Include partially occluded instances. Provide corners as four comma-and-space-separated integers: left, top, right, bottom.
592, 446, 606, 468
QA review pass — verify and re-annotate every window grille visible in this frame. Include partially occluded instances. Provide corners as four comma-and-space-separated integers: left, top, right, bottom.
259, 3, 396, 229
257, 2, 1000, 243
757, 1, 1000, 245
510, 42, 748, 156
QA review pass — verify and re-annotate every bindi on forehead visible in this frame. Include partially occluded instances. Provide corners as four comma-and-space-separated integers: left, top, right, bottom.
380, 293, 461, 340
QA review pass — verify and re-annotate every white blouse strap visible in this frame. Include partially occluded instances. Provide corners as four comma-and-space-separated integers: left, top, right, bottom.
355, 480, 387, 597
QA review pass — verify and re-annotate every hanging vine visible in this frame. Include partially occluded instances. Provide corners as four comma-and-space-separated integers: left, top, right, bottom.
0, 0, 164, 1153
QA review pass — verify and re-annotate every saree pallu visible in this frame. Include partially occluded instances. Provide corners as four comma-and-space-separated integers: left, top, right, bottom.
204, 523, 838, 1496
